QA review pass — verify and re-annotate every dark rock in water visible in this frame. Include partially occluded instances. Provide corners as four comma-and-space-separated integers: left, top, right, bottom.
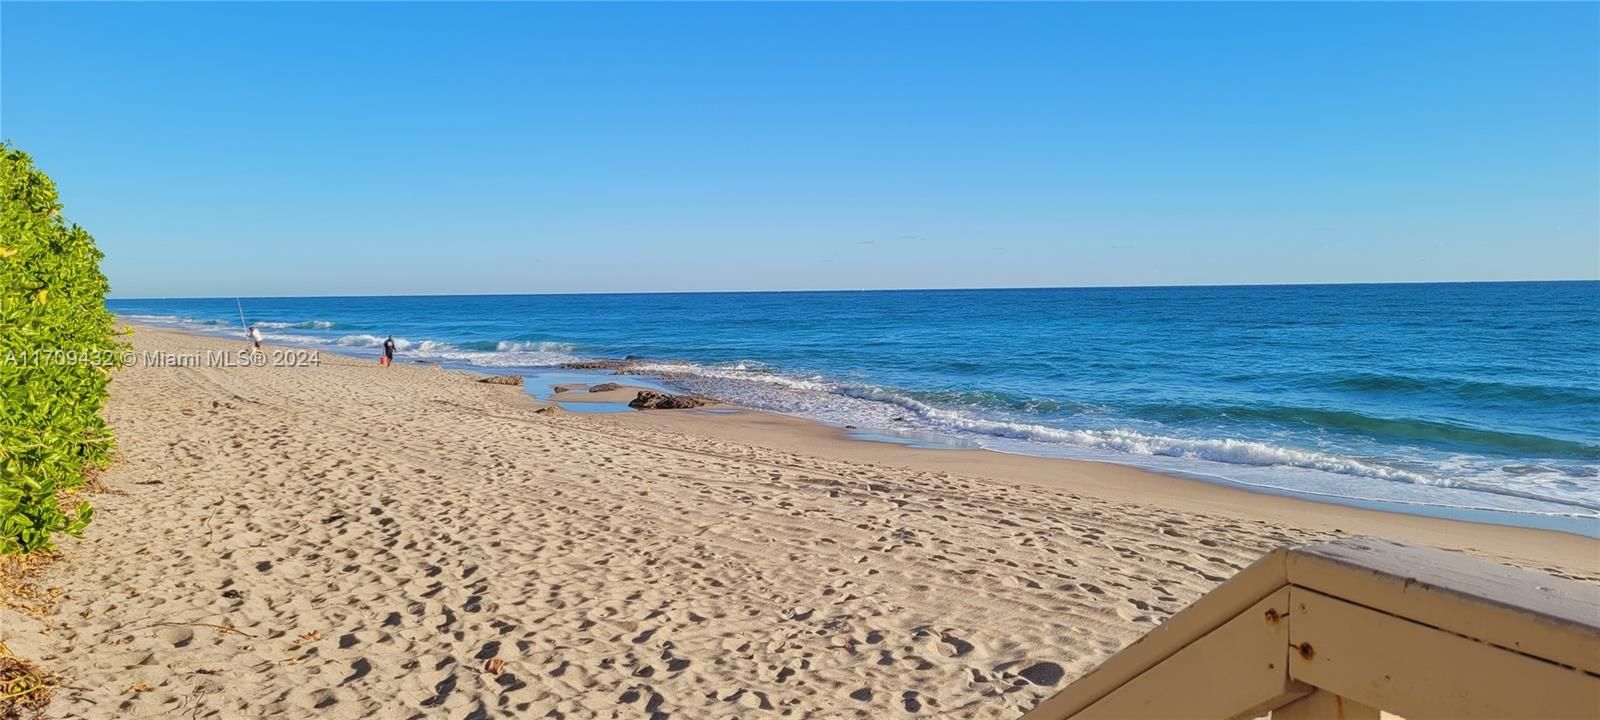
588, 382, 623, 393
844, 425, 858, 429
628, 391, 712, 410
552, 386, 571, 394
479, 375, 524, 386
891, 416, 907, 422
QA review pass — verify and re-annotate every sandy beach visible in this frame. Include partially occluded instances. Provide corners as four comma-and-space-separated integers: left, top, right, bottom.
5, 326, 1596, 719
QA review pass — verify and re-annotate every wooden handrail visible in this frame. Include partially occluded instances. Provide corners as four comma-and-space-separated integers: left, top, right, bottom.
1021, 538, 1600, 720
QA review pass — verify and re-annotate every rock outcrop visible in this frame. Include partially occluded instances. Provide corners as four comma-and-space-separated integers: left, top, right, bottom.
588, 383, 623, 393
627, 391, 712, 410
478, 375, 523, 386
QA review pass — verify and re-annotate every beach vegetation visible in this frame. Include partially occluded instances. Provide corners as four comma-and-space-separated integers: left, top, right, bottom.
0, 144, 122, 554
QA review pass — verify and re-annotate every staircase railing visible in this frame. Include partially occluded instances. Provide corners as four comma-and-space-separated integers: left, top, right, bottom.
1020, 538, 1600, 720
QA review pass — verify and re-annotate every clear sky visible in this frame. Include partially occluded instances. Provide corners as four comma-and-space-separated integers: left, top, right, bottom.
3, 2, 1596, 298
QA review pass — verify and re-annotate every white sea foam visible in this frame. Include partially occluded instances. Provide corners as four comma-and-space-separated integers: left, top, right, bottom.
258, 320, 335, 330
123, 314, 230, 329
327, 334, 576, 367
336, 334, 394, 348
438, 351, 578, 367
637, 360, 1600, 516
334, 334, 456, 352
495, 340, 576, 353
258, 331, 326, 345
121, 314, 574, 368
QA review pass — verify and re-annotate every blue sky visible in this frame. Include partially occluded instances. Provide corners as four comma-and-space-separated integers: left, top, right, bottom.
3, 2, 1596, 297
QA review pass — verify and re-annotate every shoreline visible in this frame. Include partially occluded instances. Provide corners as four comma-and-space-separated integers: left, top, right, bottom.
122, 315, 1599, 539
596, 405, 1600, 565
541, 379, 1600, 545
9, 326, 1594, 718
591, 394, 1600, 539
544, 381, 1600, 537
115, 318, 1600, 557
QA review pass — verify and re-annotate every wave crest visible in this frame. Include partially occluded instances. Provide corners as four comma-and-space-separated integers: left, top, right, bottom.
493, 340, 575, 353
636, 360, 1600, 515
258, 320, 337, 330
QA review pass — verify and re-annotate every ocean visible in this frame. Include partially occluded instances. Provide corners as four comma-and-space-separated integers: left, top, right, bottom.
109, 282, 1600, 535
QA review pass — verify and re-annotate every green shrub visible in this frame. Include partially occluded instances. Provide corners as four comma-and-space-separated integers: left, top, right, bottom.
0, 144, 123, 554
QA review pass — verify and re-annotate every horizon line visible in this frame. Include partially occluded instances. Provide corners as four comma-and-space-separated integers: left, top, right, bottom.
106, 277, 1599, 302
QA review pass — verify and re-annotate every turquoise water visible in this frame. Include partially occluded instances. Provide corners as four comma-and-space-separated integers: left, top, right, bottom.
110, 282, 1600, 533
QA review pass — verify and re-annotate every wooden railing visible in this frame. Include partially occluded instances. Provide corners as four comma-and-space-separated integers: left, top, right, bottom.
1021, 538, 1600, 720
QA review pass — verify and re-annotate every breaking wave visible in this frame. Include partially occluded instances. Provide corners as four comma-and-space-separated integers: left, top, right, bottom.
257, 320, 337, 330
630, 361, 1600, 517
117, 314, 579, 368
326, 334, 576, 366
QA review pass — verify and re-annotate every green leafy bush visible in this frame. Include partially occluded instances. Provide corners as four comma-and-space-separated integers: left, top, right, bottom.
0, 144, 122, 554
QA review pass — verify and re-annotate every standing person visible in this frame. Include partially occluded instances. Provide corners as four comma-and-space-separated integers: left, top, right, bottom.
382, 335, 396, 367
247, 325, 263, 350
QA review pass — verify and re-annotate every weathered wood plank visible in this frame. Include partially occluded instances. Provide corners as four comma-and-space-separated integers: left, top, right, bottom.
1271, 689, 1382, 720
1288, 587, 1600, 720
1286, 538, 1600, 673
1021, 548, 1291, 719
1072, 587, 1306, 720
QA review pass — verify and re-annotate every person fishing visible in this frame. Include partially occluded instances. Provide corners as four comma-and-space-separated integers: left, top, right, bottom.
382, 335, 396, 366
237, 299, 261, 350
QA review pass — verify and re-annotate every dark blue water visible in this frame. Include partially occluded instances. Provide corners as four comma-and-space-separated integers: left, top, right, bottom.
110, 282, 1600, 532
